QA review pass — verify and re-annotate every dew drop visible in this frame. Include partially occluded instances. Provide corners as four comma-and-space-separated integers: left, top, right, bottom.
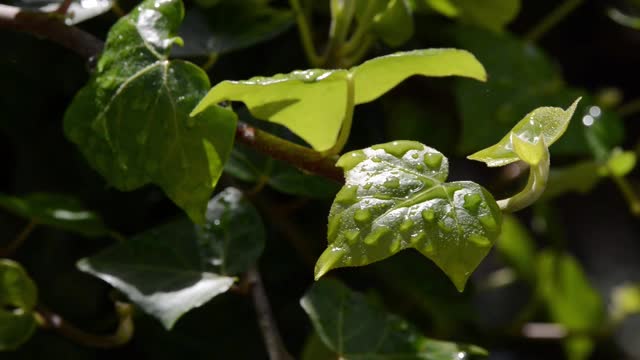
463, 193, 482, 212
337, 151, 366, 171
364, 227, 390, 245
423, 153, 443, 169
410, 231, 425, 245
438, 220, 453, 233
353, 209, 371, 223
389, 236, 401, 252
335, 185, 358, 205
479, 215, 499, 232
399, 219, 414, 232
468, 234, 491, 247
383, 177, 400, 189
372, 141, 423, 158
421, 209, 435, 222
371, 156, 382, 163
423, 241, 435, 255
344, 230, 360, 244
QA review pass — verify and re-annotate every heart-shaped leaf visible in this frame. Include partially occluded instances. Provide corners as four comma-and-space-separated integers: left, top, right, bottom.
316, 140, 502, 291
301, 279, 488, 359
468, 98, 580, 167
78, 187, 264, 329
192, 49, 486, 152
0, 260, 38, 351
64, 0, 237, 224
0, 193, 108, 237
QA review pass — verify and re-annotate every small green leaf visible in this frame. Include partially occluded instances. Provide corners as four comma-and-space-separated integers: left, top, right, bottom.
416, 0, 520, 30
352, 49, 487, 105
370, 0, 414, 47
611, 283, 640, 322
0, 260, 38, 351
495, 215, 536, 281
468, 98, 580, 167
300, 279, 488, 359
423, 0, 459, 17
174, 2, 294, 57
603, 149, 637, 177
511, 134, 547, 166
0, 193, 108, 237
317, 140, 502, 291
77, 187, 264, 329
193, 49, 486, 151
64, 0, 237, 224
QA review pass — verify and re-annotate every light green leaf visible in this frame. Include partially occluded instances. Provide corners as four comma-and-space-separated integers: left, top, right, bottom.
495, 215, 536, 281
0, 260, 38, 351
192, 49, 486, 151
174, 1, 294, 57
64, 0, 237, 224
468, 98, 580, 167
611, 283, 640, 322
352, 49, 487, 105
511, 134, 546, 166
317, 140, 502, 291
603, 149, 637, 177
423, 0, 459, 16
300, 279, 488, 359
0, 193, 108, 237
416, 0, 519, 30
370, 0, 414, 47
77, 187, 264, 329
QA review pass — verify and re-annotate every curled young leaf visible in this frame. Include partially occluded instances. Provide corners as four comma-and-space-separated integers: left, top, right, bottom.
468, 98, 581, 167
317, 140, 502, 291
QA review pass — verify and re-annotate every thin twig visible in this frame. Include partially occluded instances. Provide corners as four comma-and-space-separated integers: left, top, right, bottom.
525, 0, 584, 42
0, 4, 104, 59
235, 122, 344, 184
36, 302, 134, 348
0, 221, 37, 257
55, 0, 73, 15
247, 266, 294, 360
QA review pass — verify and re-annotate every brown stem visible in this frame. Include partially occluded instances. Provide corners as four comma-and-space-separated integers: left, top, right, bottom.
236, 122, 344, 184
0, 221, 37, 257
36, 302, 134, 348
247, 266, 294, 360
0, 4, 104, 59
55, 0, 73, 15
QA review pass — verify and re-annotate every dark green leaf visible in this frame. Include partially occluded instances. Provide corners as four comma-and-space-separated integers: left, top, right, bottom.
226, 144, 339, 198
370, 0, 414, 47
495, 215, 536, 281
174, 2, 294, 57
415, 0, 520, 30
301, 331, 336, 360
64, 0, 237, 224
468, 98, 580, 167
77, 187, 264, 329
317, 140, 502, 291
193, 49, 486, 151
0, 193, 108, 237
0, 260, 38, 351
301, 279, 488, 359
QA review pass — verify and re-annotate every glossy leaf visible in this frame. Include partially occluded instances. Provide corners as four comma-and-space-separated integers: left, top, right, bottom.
77, 187, 264, 329
64, 0, 237, 223
0, 259, 38, 351
192, 49, 486, 151
352, 49, 486, 105
174, 2, 293, 57
317, 140, 502, 291
0, 193, 108, 237
495, 215, 536, 281
454, 27, 623, 156
468, 98, 580, 167
226, 144, 340, 198
300, 279, 488, 360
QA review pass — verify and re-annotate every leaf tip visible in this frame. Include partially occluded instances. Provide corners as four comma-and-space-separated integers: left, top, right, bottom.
313, 247, 345, 280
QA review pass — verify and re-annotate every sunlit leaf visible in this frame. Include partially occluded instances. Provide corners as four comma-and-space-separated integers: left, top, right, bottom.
0, 193, 108, 237
0, 260, 38, 351
64, 0, 237, 224
300, 279, 488, 359
192, 49, 486, 151
317, 140, 502, 291
77, 187, 264, 329
468, 98, 580, 167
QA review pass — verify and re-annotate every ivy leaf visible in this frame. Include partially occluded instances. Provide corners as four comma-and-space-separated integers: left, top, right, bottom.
468, 98, 580, 167
453, 27, 623, 156
537, 251, 604, 360
300, 279, 488, 359
316, 141, 502, 291
64, 0, 237, 224
77, 187, 264, 329
0, 193, 108, 237
352, 49, 486, 105
0, 259, 38, 351
174, 2, 293, 58
192, 49, 485, 152
226, 144, 339, 198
